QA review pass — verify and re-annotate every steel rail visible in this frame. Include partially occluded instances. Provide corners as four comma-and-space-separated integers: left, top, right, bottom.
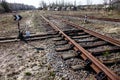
0, 36, 16, 40
55, 14, 120, 22
0, 33, 57, 43
62, 20, 120, 47
41, 15, 120, 80
51, 15, 120, 47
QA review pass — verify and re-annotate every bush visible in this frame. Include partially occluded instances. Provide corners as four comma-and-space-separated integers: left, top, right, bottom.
24, 72, 32, 76
107, 6, 114, 11
0, 4, 5, 13
1, 1, 11, 12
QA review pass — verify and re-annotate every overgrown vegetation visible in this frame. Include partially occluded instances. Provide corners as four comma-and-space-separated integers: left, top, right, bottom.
0, 0, 35, 13
24, 72, 32, 76
0, 0, 11, 12
38, 0, 120, 12
103, 49, 110, 57
49, 71, 55, 77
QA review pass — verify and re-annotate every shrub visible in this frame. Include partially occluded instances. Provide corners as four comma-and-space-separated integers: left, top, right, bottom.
1, 0, 11, 12
24, 72, 32, 76
0, 4, 5, 13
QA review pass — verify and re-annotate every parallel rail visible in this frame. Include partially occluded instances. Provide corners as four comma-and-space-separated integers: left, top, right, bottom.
51, 15, 120, 47
55, 14, 120, 22
62, 20, 120, 47
0, 33, 58, 43
41, 15, 120, 80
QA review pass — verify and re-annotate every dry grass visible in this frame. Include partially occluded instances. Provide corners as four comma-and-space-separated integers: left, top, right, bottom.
49, 10, 120, 19
65, 17, 120, 40
0, 11, 32, 37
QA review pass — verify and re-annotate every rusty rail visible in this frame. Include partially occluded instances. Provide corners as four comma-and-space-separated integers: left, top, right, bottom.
62, 20, 120, 47
0, 33, 57, 43
51, 15, 120, 47
55, 14, 120, 22
41, 15, 120, 80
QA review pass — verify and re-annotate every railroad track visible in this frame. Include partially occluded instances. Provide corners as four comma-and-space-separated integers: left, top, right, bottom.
55, 14, 120, 22
41, 15, 120, 80
0, 17, 58, 43
0, 33, 59, 43
0, 14, 119, 80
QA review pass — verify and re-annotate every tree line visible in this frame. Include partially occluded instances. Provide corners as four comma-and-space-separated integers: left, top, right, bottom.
0, 0, 35, 13
38, 0, 120, 11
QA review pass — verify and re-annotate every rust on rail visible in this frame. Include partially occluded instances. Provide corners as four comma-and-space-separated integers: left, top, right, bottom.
41, 15, 120, 80
62, 20, 120, 47
51, 15, 120, 47
0, 33, 58, 43
56, 14, 120, 22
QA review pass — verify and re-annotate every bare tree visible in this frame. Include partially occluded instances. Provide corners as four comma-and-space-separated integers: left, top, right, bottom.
61, 0, 65, 6
103, 0, 108, 5
86, 0, 92, 9
109, 0, 112, 5
39, 1, 47, 9
86, 0, 89, 5
103, 0, 108, 8
1, 0, 11, 12
86, 0, 92, 5
74, 0, 76, 6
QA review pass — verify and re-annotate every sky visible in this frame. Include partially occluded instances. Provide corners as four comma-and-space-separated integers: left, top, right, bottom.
6, 0, 104, 8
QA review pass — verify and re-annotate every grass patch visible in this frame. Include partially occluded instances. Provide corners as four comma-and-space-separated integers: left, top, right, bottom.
17, 55, 22, 58
49, 71, 55, 77
103, 50, 110, 57
0, 12, 32, 37
24, 72, 32, 76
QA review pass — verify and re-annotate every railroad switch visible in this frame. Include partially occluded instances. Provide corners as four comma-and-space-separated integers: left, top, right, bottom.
95, 72, 107, 80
